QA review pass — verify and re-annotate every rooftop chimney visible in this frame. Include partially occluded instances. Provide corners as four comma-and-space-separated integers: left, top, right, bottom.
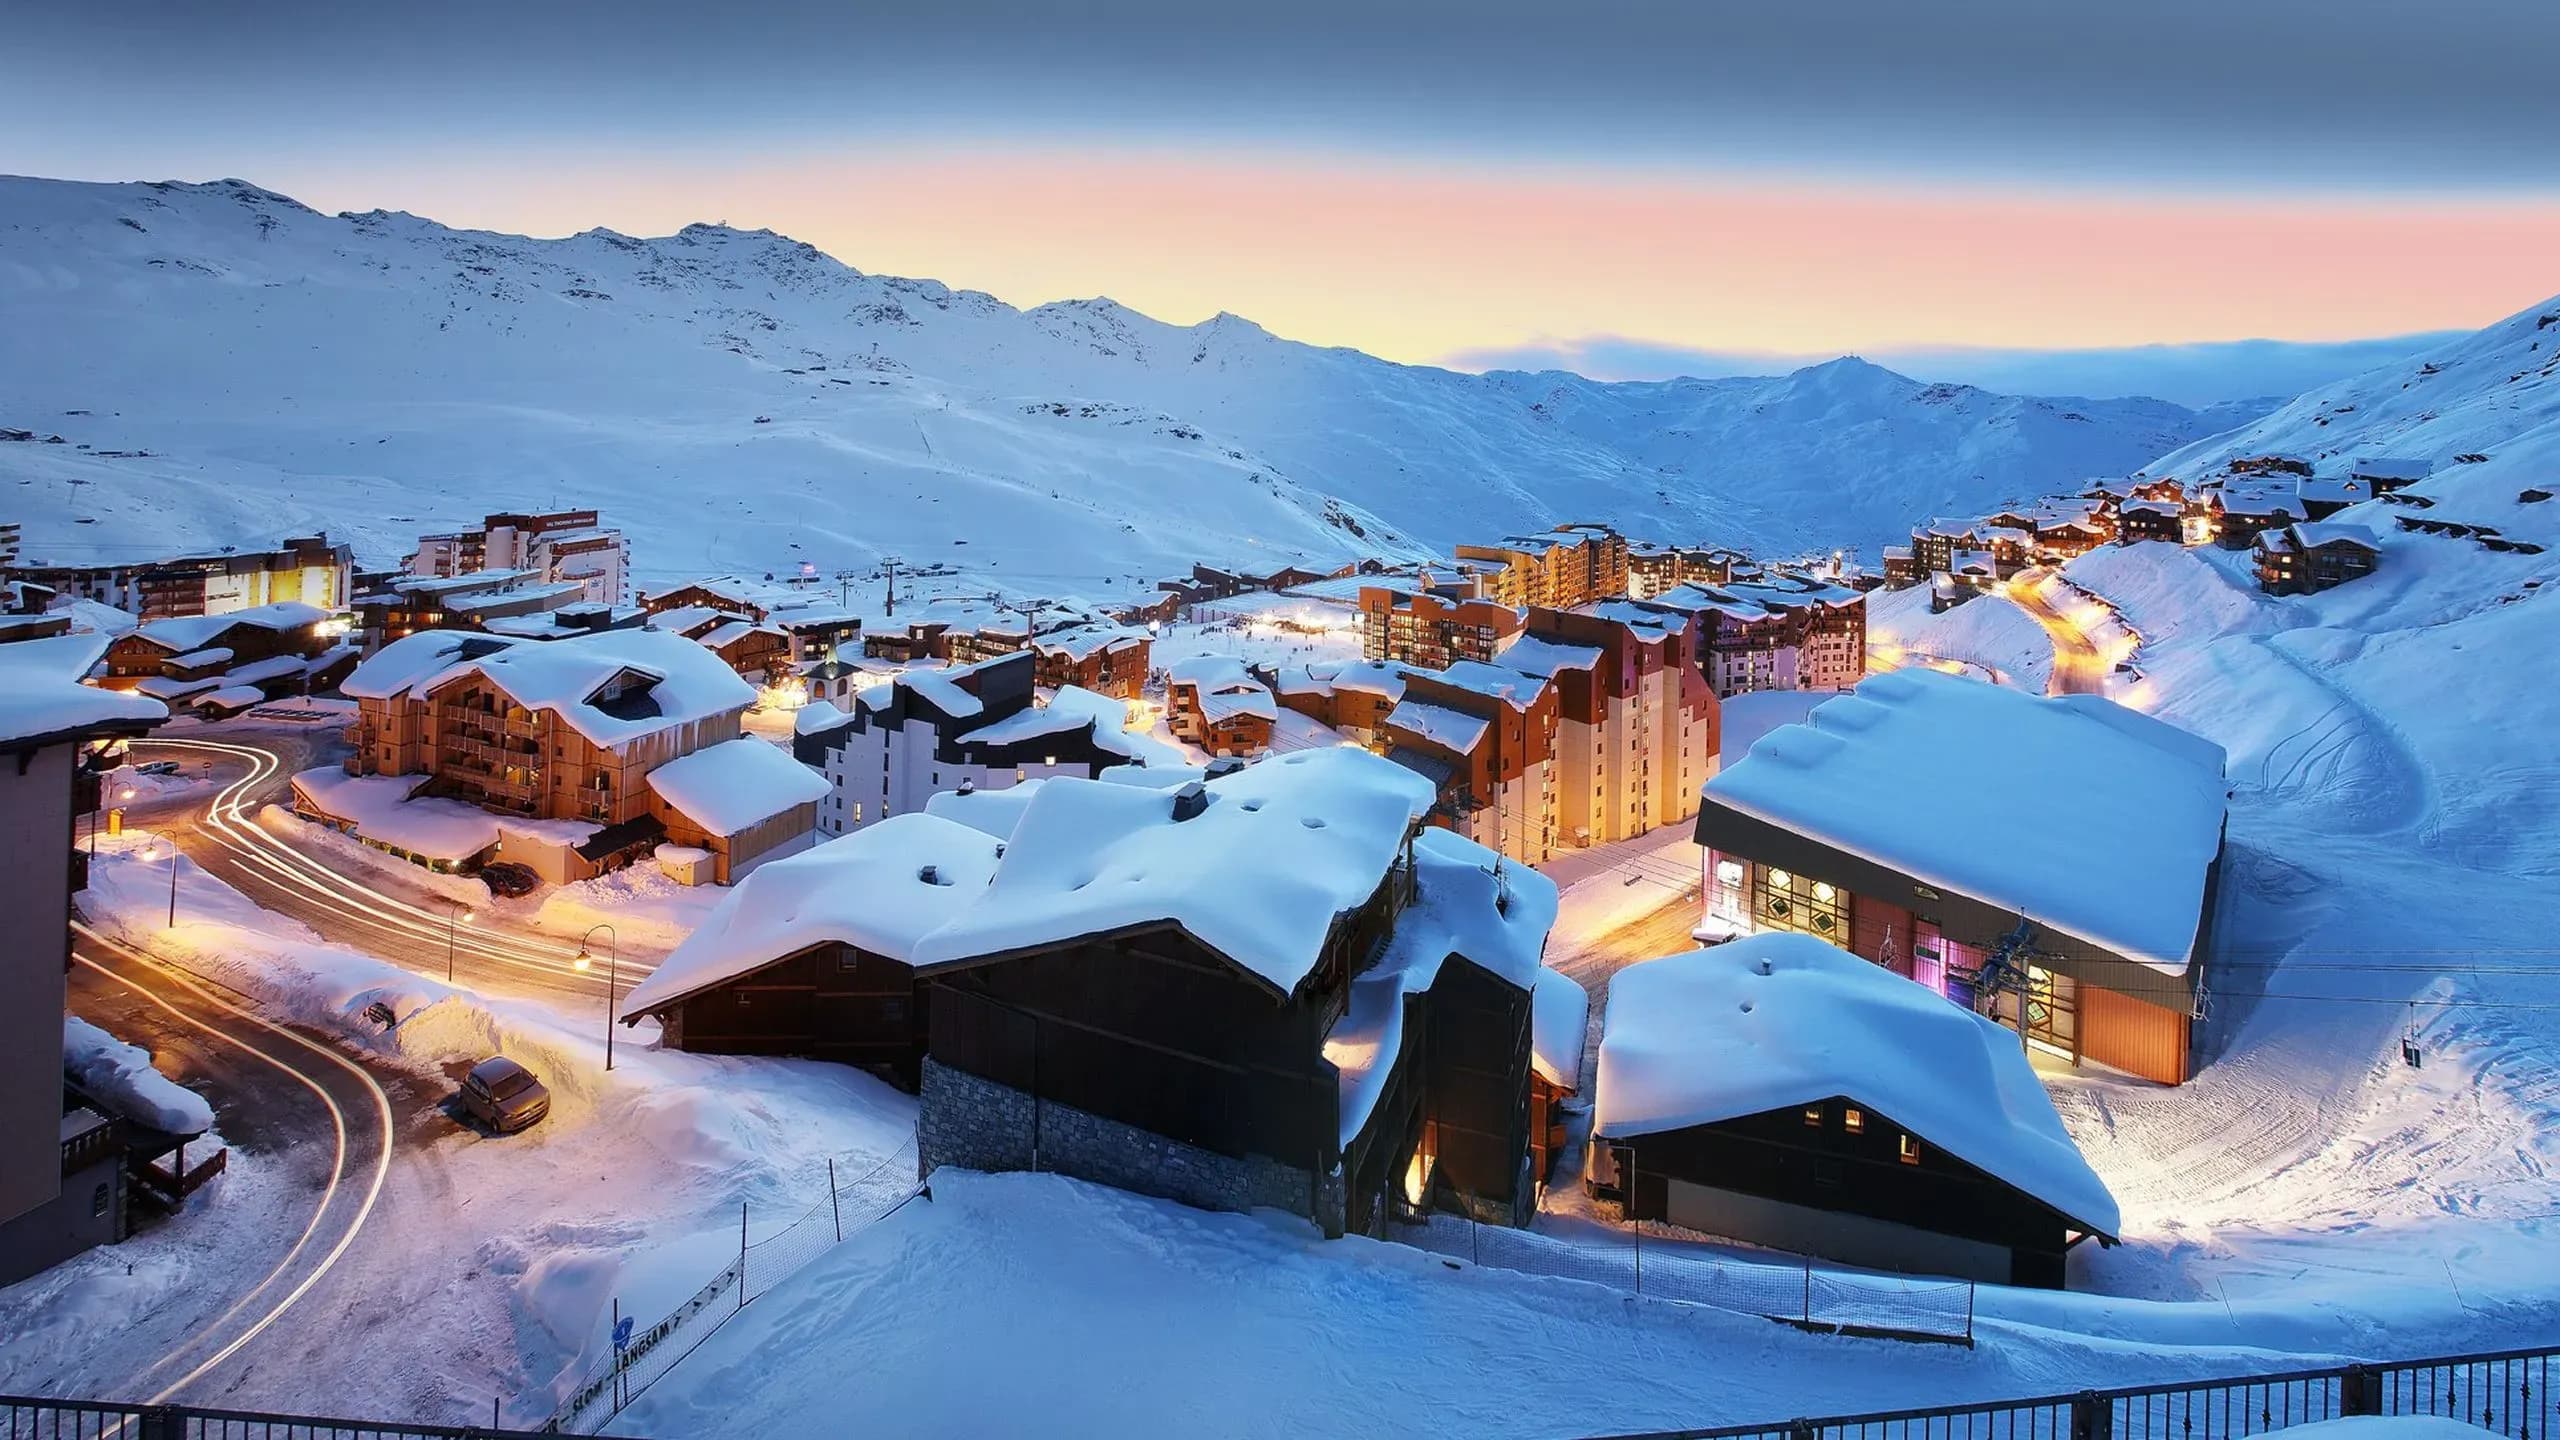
1169, 782, 1211, 822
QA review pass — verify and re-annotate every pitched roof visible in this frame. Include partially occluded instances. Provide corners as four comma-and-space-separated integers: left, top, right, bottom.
645, 738, 830, 836
907, 747, 1436, 994
0, 633, 165, 747
422, 627, 756, 747
1595, 935, 2119, 1238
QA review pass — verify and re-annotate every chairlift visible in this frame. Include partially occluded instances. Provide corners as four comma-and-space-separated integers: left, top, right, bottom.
2401, 1003, 2424, 1069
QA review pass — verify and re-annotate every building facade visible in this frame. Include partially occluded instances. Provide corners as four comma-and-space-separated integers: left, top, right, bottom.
1358, 585, 1524, 669
13, 535, 351, 622
409, 510, 630, 607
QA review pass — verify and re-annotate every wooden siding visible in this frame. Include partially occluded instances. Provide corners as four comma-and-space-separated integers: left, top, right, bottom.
2080, 984, 2189, 1085
660, 943, 928, 1088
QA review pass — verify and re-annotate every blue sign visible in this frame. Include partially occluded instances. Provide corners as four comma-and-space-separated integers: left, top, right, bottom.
612, 1316, 635, 1353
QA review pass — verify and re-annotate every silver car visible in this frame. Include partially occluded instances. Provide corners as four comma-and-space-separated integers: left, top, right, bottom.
459, 1056, 550, 1134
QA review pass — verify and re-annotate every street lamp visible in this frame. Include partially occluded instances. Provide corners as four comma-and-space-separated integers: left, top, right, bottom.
148, 841, 179, 928
573, 923, 620, 1072
443, 899, 474, 984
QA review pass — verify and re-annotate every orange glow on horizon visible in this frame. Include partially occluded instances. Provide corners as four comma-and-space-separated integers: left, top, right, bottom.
285, 149, 2560, 365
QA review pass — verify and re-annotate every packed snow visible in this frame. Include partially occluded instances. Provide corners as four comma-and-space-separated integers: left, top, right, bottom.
0, 632, 164, 744
61, 1015, 215, 1137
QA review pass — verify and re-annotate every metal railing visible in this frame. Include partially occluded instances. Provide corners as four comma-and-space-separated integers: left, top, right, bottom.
0, 1395, 551, 1440
1587, 1345, 2556, 1440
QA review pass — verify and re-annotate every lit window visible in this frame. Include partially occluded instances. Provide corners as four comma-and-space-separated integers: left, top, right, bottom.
1768, 869, 1792, 889
1802, 1105, 1823, 1128
1812, 882, 1837, 903
1899, 1134, 1921, 1165
1843, 1108, 1865, 1134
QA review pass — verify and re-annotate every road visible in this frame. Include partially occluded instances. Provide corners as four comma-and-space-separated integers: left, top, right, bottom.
123, 734, 641, 1008
2003, 572, 2113, 696
55, 924, 412, 1406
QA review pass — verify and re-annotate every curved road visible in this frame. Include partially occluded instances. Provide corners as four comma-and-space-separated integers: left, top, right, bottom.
126, 735, 643, 1007
62, 924, 400, 1405
2002, 573, 2113, 696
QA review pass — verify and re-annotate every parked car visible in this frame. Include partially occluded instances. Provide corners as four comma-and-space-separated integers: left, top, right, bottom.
479, 862, 539, 898
458, 1056, 550, 1134
134, 760, 183, 776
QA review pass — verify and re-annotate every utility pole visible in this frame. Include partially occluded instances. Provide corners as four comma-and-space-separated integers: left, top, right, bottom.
880, 555, 904, 618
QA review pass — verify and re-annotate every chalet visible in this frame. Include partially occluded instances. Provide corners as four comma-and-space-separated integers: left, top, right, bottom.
1908, 520, 1980, 577
2228, 453, 2313, 478
907, 750, 1569, 1237
2347, 456, 2430, 496
1591, 936, 2120, 1288
1167, 654, 1278, 756
1357, 583, 1524, 669
351, 569, 559, 648
796, 651, 1171, 837
1381, 660, 1559, 865
0, 635, 168, 1284
101, 601, 356, 715
1879, 547, 1921, 588
1029, 624, 1152, 701
2254, 522, 2383, 596
644, 576, 863, 663
478, 601, 649, 643
2205, 485, 2306, 549
2294, 476, 2371, 522
618, 813, 1002, 1088
322, 627, 819, 884
1495, 607, 1719, 849
2114, 499, 2182, 544
1696, 669, 2227, 1085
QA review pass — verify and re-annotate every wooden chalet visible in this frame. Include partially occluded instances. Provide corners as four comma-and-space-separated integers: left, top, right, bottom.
1592, 937, 2121, 1289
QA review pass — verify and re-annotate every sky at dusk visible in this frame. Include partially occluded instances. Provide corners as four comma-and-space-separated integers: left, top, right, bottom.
13, 0, 2560, 379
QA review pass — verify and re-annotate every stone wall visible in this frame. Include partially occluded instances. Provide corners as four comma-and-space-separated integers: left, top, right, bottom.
919, 1058, 1345, 1235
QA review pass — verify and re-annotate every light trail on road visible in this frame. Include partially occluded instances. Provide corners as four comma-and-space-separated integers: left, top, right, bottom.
134, 735, 641, 998
71, 924, 395, 1405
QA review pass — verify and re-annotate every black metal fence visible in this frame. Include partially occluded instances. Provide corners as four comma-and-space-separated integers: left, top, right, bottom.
0, 1395, 551, 1440
1587, 1345, 2555, 1440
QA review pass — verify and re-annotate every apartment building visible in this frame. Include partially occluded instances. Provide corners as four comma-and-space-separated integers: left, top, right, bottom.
1381, 660, 1559, 864
1452, 524, 1628, 611
1495, 607, 1720, 848
1610, 572, 1867, 698
324, 627, 820, 884
13, 534, 352, 622
794, 651, 1165, 837
1029, 624, 1153, 701
1268, 659, 1411, 746
1167, 654, 1279, 756
408, 510, 630, 606
1357, 582, 1524, 669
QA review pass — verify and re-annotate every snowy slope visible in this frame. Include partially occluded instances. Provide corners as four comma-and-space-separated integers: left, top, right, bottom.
1, 176, 2260, 598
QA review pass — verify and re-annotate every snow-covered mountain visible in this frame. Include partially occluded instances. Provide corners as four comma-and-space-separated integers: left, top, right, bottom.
2, 176, 2258, 598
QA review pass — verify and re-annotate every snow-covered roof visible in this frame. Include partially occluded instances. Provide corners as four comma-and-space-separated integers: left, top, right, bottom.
0, 633, 164, 746
925, 778, 1049, 840
1032, 623, 1148, 662
794, 699, 848, 735
2294, 521, 2383, 551
2349, 456, 2431, 482
341, 629, 519, 700
1705, 669, 2225, 974
64, 1016, 213, 1136
221, 654, 307, 688
1327, 828, 1561, 1144
423, 627, 756, 747
1595, 935, 2119, 1237
909, 747, 1436, 994
197, 684, 269, 712
165, 645, 235, 670
1168, 653, 1259, 691
899, 666, 986, 720
959, 686, 1186, 766
649, 604, 728, 637
1200, 685, 1278, 724
135, 674, 219, 701
1532, 967, 1589, 1091
1496, 631, 1605, 678
134, 600, 328, 654
1385, 698, 1489, 755
1432, 660, 1549, 708
290, 766, 501, 861
447, 579, 586, 615
622, 813, 1004, 1017
645, 738, 829, 836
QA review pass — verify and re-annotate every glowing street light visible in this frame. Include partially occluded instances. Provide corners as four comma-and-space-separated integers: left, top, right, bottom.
574, 923, 621, 1071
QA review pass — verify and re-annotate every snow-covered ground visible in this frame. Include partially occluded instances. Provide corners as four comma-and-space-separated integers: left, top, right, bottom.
1867, 583, 2055, 691
23, 833, 917, 1424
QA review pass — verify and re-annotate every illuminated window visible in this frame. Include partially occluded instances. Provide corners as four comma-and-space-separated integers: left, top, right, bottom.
1768, 869, 1793, 889
1899, 1134, 1921, 1165
1714, 859, 1743, 888
1801, 1105, 1823, 1128
1843, 1108, 1865, 1134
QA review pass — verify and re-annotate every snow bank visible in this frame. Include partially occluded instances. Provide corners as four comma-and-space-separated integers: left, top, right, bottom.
527, 861, 726, 955
1596, 935, 2119, 1236
62, 1015, 214, 1135
256, 804, 494, 908
289, 766, 501, 862
1868, 583, 2053, 693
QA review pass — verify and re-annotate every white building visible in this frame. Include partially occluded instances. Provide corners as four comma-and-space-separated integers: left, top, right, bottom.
408, 510, 630, 607
793, 651, 1179, 837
